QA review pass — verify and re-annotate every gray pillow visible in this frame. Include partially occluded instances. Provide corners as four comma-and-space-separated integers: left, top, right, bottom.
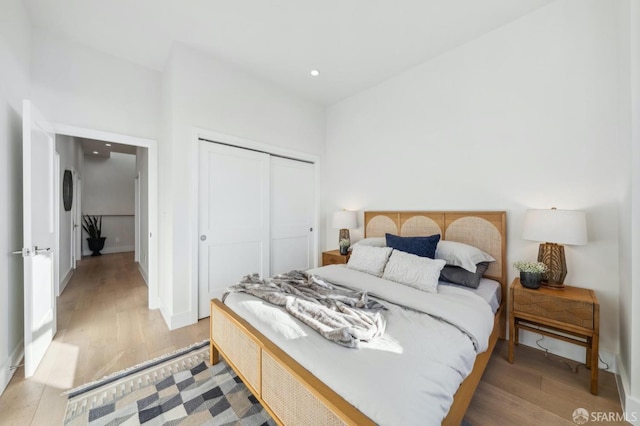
439, 262, 490, 289
435, 240, 495, 272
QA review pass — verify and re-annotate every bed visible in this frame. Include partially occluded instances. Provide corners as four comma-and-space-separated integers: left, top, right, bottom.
210, 211, 507, 425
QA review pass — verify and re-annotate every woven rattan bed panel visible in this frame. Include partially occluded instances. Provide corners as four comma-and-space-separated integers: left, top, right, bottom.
211, 307, 260, 392
364, 211, 506, 285
262, 352, 346, 426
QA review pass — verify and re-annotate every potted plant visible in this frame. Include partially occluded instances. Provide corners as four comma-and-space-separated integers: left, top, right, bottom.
339, 237, 351, 255
82, 214, 106, 256
513, 260, 548, 289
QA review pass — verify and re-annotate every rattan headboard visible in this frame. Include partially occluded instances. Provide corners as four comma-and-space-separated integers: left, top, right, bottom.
364, 211, 507, 287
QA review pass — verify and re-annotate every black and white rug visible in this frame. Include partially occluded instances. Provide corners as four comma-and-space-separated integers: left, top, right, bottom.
63, 340, 274, 425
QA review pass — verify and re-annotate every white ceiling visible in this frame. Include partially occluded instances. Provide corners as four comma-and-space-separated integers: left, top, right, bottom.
23, 0, 555, 105
80, 138, 137, 158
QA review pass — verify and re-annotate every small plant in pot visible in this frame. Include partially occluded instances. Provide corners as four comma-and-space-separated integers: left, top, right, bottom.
82, 214, 106, 256
339, 238, 351, 255
513, 260, 548, 289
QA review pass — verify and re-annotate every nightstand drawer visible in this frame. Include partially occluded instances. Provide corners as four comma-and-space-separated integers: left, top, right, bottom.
513, 286, 594, 330
322, 250, 350, 266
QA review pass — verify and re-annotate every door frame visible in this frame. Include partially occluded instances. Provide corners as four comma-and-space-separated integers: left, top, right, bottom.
191, 127, 320, 322
74, 174, 82, 269
54, 124, 160, 309
54, 153, 61, 297
134, 172, 140, 263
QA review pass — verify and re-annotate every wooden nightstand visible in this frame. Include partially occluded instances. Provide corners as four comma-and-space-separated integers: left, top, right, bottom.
322, 249, 350, 266
508, 278, 600, 395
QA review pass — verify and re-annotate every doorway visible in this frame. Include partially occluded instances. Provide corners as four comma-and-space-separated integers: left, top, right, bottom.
21, 101, 159, 378
53, 124, 159, 307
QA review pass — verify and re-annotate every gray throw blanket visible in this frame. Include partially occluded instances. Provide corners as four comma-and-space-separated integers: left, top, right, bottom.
223, 270, 386, 348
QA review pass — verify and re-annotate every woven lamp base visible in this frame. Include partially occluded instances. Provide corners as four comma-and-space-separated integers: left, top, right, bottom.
538, 242, 566, 289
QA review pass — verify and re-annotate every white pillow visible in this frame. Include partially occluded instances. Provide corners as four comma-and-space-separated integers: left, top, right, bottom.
435, 240, 495, 273
349, 237, 387, 251
347, 245, 393, 277
382, 250, 446, 293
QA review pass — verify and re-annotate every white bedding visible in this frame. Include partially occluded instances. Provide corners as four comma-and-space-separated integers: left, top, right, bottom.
439, 277, 502, 314
222, 265, 496, 425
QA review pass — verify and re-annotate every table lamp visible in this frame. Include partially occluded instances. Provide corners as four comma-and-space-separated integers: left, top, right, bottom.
332, 210, 357, 253
522, 208, 587, 289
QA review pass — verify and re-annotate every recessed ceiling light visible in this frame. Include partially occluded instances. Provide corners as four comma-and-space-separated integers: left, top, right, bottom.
105, 143, 111, 147
93, 151, 99, 154
310, 69, 320, 77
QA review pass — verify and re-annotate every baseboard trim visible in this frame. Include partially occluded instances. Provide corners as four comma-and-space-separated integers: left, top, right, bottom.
60, 268, 74, 294
518, 330, 617, 374
137, 262, 148, 286
626, 395, 640, 426
82, 245, 135, 257
0, 340, 24, 397
169, 311, 197, 331
158, 300, 171, 329
616, 354, 640, 425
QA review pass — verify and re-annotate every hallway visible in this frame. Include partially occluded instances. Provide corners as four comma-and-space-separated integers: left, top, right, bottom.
0, 252, 208, 425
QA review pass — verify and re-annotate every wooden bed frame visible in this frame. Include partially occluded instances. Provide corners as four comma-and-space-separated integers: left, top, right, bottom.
210, 211, 507, 425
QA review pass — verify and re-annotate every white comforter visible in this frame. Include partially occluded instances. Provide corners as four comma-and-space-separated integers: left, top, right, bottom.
223, 265, 495, 425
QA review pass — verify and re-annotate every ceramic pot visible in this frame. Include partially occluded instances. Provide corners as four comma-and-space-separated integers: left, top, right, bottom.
87, 237, 107, 256
520, 271, 542, 289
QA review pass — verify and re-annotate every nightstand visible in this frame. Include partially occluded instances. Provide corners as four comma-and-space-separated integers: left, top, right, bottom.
508, 278, 600, 395
322, 249, 350, 266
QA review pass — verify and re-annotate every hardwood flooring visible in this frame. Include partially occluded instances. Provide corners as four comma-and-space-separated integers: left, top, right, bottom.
0, 252, 627, 425
0, 252, 209, 425
465, 341, 628, 425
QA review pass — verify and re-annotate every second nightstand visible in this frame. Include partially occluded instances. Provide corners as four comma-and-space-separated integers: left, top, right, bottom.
508, 278, 600, 395
322, 249, 350, 266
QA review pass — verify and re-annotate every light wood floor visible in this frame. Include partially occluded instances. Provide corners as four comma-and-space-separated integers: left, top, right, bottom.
0, 252, 627, 425
0, 252, 209, 425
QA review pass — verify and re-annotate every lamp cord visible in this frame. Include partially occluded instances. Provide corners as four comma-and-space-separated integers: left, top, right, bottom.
535, 335, 610, 372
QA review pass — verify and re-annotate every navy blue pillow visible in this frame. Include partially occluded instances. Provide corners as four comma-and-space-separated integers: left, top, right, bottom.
385, 233, 441, 258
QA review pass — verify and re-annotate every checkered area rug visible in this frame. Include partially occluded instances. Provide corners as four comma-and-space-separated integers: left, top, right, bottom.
64, 342, 274, 425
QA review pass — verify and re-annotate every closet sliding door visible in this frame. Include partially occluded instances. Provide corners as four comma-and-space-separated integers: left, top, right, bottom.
198, 141, 316, 318
198, 142, 270, 318
270, 157, 314, 275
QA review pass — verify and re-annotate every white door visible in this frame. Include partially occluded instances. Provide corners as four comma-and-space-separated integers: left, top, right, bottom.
198, 142, 270, 318
21, 100, 56, 377
270, 157, 314, 275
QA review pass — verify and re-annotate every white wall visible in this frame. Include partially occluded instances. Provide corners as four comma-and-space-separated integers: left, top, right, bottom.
82, 152, 136, 255
618, 0, 640, 420
158, 43, 326, 328
325, 0, 624, 368
30, 29, 161, 141
55, 135, 82, 292
0, 0, 30, 396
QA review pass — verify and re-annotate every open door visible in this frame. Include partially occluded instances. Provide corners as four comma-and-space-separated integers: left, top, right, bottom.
19, 100, 57, 377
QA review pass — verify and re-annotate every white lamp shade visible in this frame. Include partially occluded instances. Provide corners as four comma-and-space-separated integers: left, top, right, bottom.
522, 209, 587, 245
332, 210, 357, 229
